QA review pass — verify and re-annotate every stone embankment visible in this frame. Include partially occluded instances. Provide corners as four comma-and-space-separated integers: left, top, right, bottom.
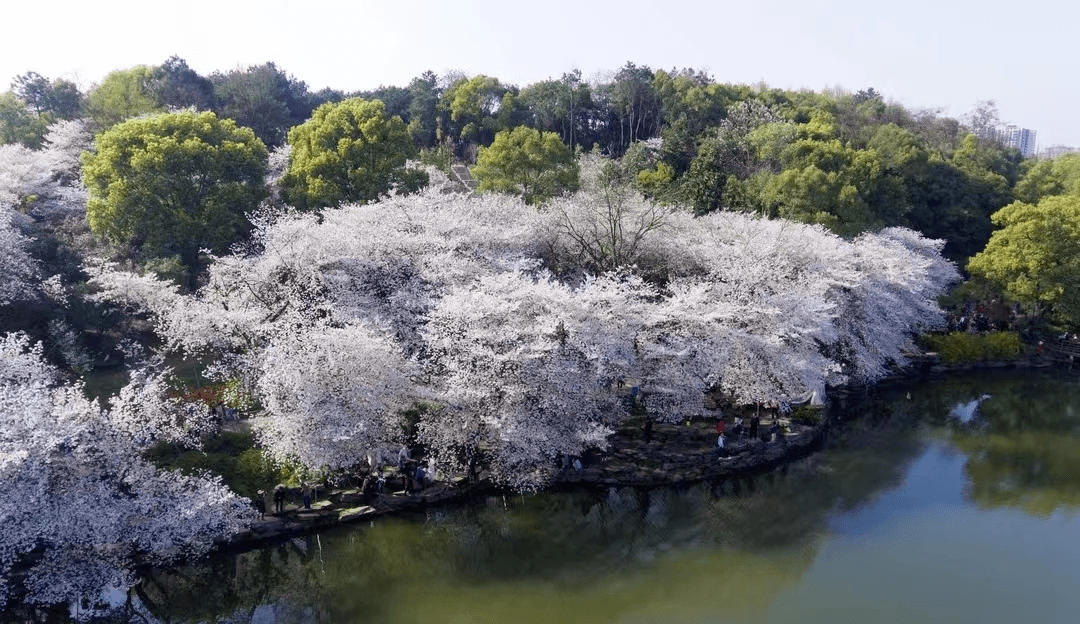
227, 415, 823, 549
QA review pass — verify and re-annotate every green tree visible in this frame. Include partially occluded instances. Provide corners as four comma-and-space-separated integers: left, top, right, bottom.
0, 91, 49, 147
13, 71, 85, 120
471, 126, 579, 204
406, 71, 440, 149
967, 195, 1080, 329
86, 66, 162, 129
438, 75, 510, 147
149, 56, 216, 111
1013, 153, 1080, 204
82, 111, 267, 279
211, 62, 312, 147
282, 98, 425, 210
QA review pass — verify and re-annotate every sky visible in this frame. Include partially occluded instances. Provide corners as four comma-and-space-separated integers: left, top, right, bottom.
4, 0, 1078, 148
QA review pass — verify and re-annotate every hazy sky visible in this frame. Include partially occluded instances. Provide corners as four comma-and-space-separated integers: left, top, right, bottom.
4, 0, 1077, 147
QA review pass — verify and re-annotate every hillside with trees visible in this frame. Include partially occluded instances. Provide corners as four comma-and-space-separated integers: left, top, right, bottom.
1, 57, 1074, 613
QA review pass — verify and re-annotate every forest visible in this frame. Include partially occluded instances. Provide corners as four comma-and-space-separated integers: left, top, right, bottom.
2, 57, 1080, 611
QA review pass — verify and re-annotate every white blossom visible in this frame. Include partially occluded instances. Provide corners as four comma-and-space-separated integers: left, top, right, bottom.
90, 186, 957, 487
0, 333, 253, 609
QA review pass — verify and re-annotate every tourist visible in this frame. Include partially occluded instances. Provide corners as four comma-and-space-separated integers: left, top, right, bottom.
769, 421, 781, 443
254, 491, 265, 519
749, 415, 760, 439
415, 464, 427, 490
273, 485, 285, 514
398, 445, 409, 472
716, 432, 728, 457
302, 483, 312, 509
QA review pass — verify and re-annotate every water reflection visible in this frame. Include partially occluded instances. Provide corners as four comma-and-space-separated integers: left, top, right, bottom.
134, 395, 935, 624
5, 370, 1079, 623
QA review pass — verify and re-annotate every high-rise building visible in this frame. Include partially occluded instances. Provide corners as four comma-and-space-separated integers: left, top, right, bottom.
1002, 125, 1037, 157
1039, 145, 1079, 159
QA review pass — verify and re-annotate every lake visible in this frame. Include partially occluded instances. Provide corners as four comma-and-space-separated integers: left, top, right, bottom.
23, 369, 1080, 623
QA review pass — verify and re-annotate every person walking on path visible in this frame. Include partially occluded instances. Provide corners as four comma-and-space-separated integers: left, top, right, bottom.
254, 491, 266, 520
302, 483, 312, 509
273, 485, 285, 514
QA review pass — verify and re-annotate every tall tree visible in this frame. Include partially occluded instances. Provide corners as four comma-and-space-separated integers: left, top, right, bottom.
149, 56, 216, 111
471, 126, 579, 204
282, 98, 425, 210
406, 71, 440, 149
86, 66, 161, 129
211, 62, 312, 147
967, 195, 1080, 329
82, 111, 268, 277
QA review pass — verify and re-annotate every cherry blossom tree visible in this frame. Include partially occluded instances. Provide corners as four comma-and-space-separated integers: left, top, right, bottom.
0, 333, 253, 610
91, 183, 957, 488
0, 207, 38, 306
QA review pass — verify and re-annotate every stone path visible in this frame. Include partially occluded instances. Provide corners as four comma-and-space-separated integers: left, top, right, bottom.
224, 415, 825, 551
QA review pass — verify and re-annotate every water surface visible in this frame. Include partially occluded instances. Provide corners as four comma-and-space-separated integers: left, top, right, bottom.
47, 371, 1080, 622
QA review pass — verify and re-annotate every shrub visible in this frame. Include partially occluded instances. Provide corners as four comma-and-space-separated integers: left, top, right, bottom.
919, 331, 1024, 364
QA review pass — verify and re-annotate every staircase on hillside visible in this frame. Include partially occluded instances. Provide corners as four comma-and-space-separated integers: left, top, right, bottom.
451, 164, 478, 193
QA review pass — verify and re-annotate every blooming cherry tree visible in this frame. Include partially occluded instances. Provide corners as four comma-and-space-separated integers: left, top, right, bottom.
92, 184, 957, 487
0, 333, 253, 609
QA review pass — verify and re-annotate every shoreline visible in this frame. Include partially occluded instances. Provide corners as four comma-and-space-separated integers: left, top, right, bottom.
221, 351, 1062, 551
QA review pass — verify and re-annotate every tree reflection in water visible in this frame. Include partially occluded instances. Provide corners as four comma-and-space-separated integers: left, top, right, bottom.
6, 370, 1078, 623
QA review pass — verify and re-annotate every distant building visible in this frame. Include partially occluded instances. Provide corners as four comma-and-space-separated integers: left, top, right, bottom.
1039, 145, 1079, 159
1001, 125, 1037, 157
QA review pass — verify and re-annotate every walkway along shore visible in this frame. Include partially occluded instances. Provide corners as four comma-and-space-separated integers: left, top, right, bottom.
222, 350, 1061, 551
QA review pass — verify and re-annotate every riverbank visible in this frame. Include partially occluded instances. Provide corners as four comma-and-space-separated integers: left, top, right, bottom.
226, 414, 824, 549
223, 348, 1065, 550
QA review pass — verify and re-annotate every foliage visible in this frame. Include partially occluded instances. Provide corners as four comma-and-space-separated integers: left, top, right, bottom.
417, 139, 454, 175
472, 126, 578, 204
967, 195, 1080, 329
0, 91, 50, 148
82, 110, 268, 274
93, 184, 956, 489
282, 98, 424, 209
402, 71, 441, 149
210, 62, 313, 147
1013, 153, 1080, 204
147, 431, 288, 499
86, 66, 161, 129
11, 72, 83, 120
918, 331, 1023, 364
440, 75, 511, 146
148, 56, 216, 111
0, 333, 253, 609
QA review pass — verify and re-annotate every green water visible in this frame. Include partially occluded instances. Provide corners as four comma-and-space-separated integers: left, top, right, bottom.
103, 371, 1080, 622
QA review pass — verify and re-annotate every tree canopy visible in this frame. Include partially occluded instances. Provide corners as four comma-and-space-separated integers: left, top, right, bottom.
282, 97, 425, 209
967, 195, 1080, 329
471, 126, 579, 204
82, 111, 267, 276
86, 66, 161, 130
95, 185, 957, 490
